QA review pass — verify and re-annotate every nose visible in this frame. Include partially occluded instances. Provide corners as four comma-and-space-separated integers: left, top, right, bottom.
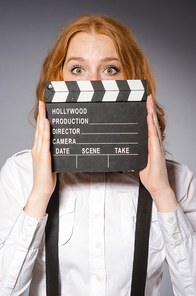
87, 71, 101, 81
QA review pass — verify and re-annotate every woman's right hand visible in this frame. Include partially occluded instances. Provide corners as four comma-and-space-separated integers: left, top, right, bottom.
24, 101, 56, 218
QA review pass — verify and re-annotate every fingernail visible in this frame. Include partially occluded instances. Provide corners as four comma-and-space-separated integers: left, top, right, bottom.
38, 100, 41, 113
39, 100, 44, 113
150, 94, 154, 108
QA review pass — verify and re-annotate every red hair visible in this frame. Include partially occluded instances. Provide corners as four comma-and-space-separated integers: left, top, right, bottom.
35, 14, 165, 141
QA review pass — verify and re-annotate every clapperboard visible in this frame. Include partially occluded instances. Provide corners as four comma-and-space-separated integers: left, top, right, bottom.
45, 80, 148, 173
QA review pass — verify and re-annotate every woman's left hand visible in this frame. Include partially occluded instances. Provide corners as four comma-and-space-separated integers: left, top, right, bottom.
139, 95, 178, 212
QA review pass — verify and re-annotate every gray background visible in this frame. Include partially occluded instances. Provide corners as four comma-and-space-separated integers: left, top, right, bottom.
0, 0, 196, 295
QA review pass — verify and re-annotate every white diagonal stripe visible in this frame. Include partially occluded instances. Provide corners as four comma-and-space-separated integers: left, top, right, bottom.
52, 92, 69, 102
77, 91, 94, 102
102, 90, 119, 101
51, 81, 68, 92
127, 80, 144, 91
102, 80, 119, 91
128, 90, 144, 101
77, 80, 94, 91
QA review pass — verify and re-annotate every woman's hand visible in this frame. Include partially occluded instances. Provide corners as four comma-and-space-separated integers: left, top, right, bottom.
139, 95, 178, 213
24, 101, 56, 217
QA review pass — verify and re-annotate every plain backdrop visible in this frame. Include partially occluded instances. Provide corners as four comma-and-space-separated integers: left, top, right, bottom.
0, 0, 196, 295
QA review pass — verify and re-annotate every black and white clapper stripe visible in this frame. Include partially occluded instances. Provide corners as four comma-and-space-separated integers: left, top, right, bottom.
45, 80, 147, 103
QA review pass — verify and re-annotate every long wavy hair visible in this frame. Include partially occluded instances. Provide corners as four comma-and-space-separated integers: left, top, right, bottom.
35, 14, 166, 141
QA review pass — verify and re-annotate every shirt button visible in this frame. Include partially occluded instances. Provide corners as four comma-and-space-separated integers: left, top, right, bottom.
95, 184, 101, 190
95, 243, 100, 249
21, 235, 27, 243
26, 221, 33, 227
96, 274, 101, 281
172, 233, 179, 240
168, 217, 174, 224
95, 213, 100, 219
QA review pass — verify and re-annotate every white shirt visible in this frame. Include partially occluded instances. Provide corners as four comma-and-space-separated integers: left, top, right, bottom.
0, 150, 196, 296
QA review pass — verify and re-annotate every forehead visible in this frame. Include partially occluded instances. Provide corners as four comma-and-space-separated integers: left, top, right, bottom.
67, 32, 117, 55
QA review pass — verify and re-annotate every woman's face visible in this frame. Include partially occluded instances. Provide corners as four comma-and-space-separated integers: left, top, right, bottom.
63, 32, 124, 81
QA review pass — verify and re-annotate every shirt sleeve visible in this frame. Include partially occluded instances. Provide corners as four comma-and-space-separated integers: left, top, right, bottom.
157, 162, 196, 296
0, 153, 47, 296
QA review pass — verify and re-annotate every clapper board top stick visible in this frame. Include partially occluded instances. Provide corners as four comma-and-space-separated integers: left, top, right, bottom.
45, 79, 148, 173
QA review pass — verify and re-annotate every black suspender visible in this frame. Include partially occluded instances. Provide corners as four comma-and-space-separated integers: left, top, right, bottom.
131, 180, 152, 296
45, 175, 60, 296
45, 176, 152, 296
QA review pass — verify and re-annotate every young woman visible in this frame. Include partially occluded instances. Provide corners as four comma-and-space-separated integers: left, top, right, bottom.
0, 14, 196, 296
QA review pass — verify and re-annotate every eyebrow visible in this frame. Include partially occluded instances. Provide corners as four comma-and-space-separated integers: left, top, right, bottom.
66, 57, 120, 63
